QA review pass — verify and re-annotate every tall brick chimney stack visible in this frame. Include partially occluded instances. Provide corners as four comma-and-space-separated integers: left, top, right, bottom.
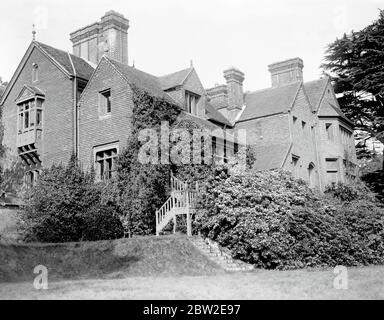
223, 67, 245, 123
268, 57, 303, 87
70, 11, 129, 65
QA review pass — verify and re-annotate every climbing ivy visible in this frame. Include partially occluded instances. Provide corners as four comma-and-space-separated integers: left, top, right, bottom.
116, 86, 183, 236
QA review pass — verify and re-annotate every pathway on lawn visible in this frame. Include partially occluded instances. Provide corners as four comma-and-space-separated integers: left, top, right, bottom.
1, 266, 384, 299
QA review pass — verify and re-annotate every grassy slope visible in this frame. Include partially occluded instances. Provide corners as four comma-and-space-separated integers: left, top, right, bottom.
1, 266, 384, 299
0, 236, 223, 283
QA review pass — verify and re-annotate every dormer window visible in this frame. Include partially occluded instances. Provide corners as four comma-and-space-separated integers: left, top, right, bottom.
185, 91, 199, 115
32, 64, 38, 82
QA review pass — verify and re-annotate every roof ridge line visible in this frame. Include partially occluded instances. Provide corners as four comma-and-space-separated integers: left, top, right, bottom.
180, 67, 194, 85
104, 56, 180, 106
34, 41, 72, 77
247, 81, 301, 95
288, 81, 303, 111
158, 67, 192, 79
280, 142, 293, 168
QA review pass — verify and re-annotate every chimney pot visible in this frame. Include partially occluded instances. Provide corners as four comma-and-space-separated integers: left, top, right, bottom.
223, 67, 244, 111
268, 57, 303, 87
70, 11, 129, 65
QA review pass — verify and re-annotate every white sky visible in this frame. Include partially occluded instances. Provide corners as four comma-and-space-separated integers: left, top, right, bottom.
0, 0, 382, 91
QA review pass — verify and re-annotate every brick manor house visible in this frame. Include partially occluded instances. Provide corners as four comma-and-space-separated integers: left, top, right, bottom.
0, 10, 357, 191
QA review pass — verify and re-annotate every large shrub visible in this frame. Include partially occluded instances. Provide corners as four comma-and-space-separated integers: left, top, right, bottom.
195, 167, 384, 269
80, 204, 124, 241
21, 155, 123, 242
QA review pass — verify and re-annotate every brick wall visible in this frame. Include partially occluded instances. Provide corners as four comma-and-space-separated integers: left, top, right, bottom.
1, 46, 74, 169
78, 59, 133, 171
316, 82, 358, 189
287, 87, 319, 186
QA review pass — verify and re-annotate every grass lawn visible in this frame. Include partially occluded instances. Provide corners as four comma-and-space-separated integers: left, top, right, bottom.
1, 235, 384, 299
1, 266, 384, 299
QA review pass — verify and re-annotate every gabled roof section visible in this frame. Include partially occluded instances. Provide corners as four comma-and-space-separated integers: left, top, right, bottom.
105, 57, 177, 104
205, 102, 232, 127
0, 41, 94, 105
252, 142, 292, 171
318, 100, 354, 126
304, 77, 329, 112
35, 42, 94, 80
306, 76, 353, 126
158, 68, 193, 90
238, 81, 301, 122
15, 85, 45, 103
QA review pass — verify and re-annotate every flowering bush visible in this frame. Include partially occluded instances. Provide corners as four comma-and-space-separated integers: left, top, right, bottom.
195, 167, 384, 269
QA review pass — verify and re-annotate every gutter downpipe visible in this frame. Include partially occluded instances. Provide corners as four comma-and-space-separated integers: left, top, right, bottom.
68, 52, 79, 158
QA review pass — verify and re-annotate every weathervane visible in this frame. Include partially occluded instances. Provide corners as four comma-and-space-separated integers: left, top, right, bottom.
32, 24, 36, 41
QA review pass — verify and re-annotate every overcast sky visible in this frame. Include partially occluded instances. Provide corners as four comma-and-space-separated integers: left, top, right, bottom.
0, 0, 382, 91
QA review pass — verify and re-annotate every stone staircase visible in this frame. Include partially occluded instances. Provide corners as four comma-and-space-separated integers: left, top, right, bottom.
189, 236, 255, 272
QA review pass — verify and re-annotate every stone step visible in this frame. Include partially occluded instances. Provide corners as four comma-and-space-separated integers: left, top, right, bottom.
189, 237, 255, 273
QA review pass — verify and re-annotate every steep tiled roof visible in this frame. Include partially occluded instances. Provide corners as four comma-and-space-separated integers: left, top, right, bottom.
305, 77, 353, 125
252, 142, 292, 171
205, 102, 232, 126
106, 58, 232, 127
304, 77, 328, 111
209, 98, 228, 110
158, 68, 192, 90
178, 111, 221, 131
35, 41, 94, 80
106, 57, 177, 104
323, 101, 354, 125
238, 81, 301, 122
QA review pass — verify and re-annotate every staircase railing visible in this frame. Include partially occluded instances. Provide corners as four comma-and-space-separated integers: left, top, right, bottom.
155, 174, 200, 236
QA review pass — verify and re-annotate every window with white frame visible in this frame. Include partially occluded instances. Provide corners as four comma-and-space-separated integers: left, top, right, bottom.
17, 99, 43, 134
94, 144, 118, 180
185, 91, 199, 115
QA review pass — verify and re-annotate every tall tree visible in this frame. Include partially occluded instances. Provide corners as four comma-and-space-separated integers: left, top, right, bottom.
322, 9, 384, 170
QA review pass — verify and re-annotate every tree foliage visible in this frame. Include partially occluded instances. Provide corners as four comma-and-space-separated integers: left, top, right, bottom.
21, 155, 124, 242
322, 9, 384, 167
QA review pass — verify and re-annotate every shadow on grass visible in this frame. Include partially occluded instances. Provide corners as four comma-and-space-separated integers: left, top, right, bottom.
0, 240, 141, 283
0, 236, 223, 283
